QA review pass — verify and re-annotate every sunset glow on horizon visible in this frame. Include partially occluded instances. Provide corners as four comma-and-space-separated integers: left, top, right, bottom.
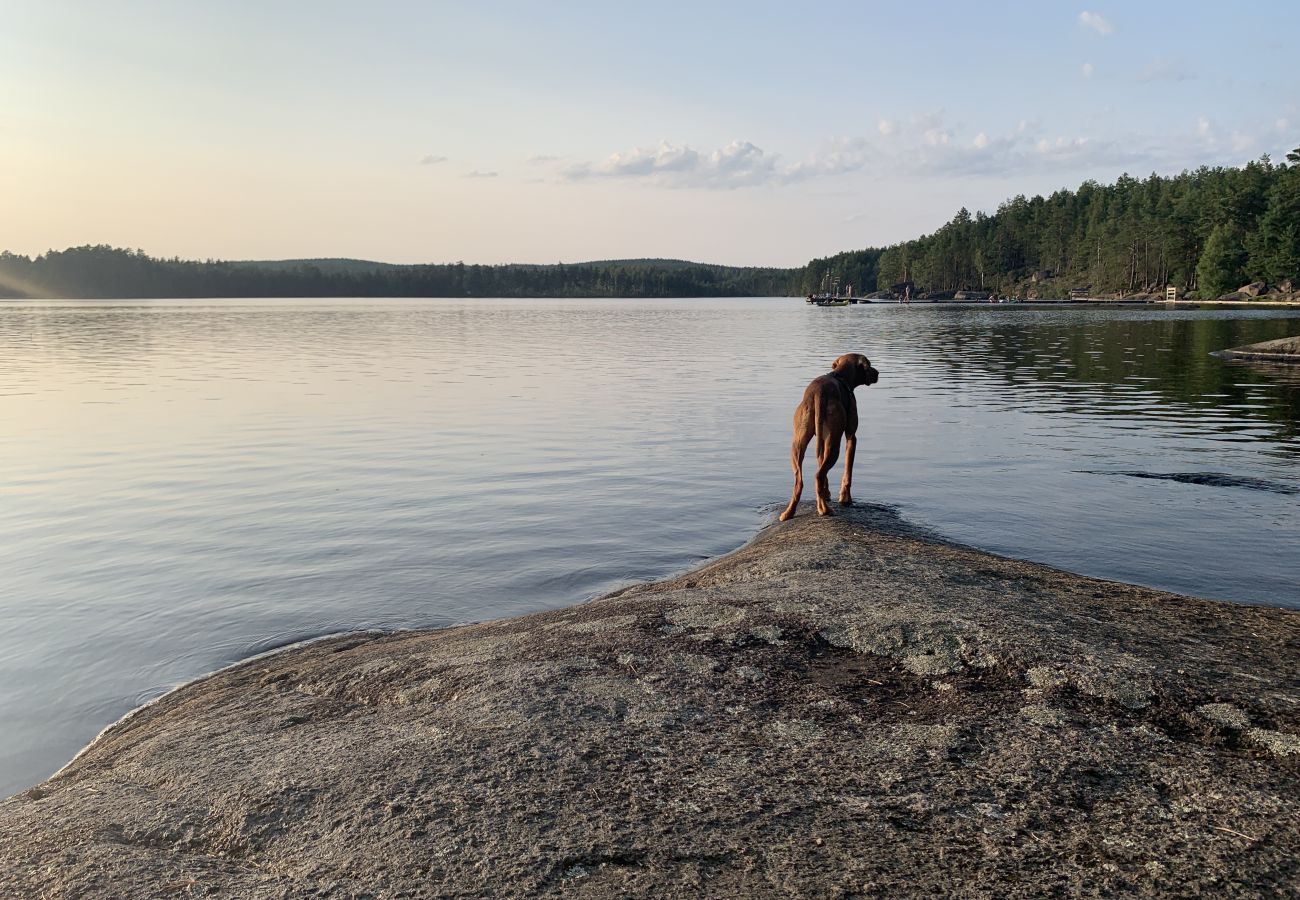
3, 0, 1297, 267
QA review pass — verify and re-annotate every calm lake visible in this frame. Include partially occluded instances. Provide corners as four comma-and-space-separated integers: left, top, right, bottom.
2, 298, 1299, 797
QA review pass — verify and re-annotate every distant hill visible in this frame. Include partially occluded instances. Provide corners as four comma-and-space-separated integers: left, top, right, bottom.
575, 258, 784, 273
0, 247, 797, 299
579, 258, 701, 269
229, 256, 779, 275
226, 258, 401, 273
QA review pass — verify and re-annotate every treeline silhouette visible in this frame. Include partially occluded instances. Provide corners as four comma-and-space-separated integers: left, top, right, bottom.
4, 150, 1297, 301
793, 147, 1300, 298
0, 248, 793, 299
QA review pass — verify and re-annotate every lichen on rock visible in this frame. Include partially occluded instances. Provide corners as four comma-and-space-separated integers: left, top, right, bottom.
1245, 728, 1300, 757
1197, 702, 1251, 730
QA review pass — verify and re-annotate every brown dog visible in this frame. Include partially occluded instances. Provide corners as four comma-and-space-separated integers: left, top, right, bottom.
779, 353, 880, 521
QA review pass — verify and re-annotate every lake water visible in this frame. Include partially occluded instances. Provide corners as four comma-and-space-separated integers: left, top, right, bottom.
2, 298, 1299, 797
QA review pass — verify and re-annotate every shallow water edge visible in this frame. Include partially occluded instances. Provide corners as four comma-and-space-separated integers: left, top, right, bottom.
3, 503, 1296, 896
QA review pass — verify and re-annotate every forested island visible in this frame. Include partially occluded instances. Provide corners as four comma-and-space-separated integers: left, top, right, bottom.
2, 148, 1297, 300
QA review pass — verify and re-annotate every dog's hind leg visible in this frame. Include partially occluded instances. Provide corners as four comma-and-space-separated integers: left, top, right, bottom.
814, 431, 841, 516
779, 426, 814, 521
838, 434, 857, 506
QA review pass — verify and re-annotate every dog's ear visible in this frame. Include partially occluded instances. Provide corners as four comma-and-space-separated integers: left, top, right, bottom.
831, 353, 854, 372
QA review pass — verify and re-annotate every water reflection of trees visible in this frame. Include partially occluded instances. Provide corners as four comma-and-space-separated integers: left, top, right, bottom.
947, 315, 1300, 445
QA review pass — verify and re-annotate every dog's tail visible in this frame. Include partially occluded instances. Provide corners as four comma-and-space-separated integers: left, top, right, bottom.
810, 388, 824, 437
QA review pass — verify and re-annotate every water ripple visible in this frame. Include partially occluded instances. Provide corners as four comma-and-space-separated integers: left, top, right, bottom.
1080, 470, 1299, 494
0, 297, 1298, 798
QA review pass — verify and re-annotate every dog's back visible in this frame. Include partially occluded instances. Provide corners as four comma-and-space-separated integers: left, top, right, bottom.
796, 373, 854, 438
779, 354, 879, 521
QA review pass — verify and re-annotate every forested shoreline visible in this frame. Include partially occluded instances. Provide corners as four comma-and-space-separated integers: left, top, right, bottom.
0, 250, 790, 299
3, 148, 1297, 300
794, 146, 1300, 300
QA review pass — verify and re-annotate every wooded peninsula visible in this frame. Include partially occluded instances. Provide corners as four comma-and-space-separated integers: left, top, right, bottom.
2, 148, 1297, 301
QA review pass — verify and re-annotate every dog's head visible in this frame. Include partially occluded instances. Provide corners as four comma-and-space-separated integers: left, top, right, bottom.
831, 352, 879, 388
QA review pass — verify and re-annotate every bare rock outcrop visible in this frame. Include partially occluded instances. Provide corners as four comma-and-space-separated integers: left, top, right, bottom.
1, 505, 1296, 897
1213, 335, 1300, 362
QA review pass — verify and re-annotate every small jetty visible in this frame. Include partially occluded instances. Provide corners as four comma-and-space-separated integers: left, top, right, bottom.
1212, 335, 1300, 363
806, 270, 870, 305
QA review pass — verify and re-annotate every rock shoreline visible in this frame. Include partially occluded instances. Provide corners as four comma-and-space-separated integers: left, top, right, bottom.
1213, 335, 1300, 363
2, 505, 1297, 897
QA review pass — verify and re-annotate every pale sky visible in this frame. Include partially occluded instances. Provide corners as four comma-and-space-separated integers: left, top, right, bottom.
3, 1, 1297, 267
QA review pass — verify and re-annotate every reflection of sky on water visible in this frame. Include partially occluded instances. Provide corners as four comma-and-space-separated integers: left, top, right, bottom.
0, 298, 1297, 797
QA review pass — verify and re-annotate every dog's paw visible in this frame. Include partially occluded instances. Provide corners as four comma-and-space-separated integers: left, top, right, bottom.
817, 506, 836, 517
839, 495, 854, 507
778, 509, 796, 522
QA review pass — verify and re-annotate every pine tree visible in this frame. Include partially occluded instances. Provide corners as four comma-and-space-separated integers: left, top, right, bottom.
1247, 166, 1300, 283
1195, 224, 1247, 298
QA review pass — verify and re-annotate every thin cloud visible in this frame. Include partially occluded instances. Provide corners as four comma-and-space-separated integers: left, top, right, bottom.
925, 136, 1150, 177
419, 155, 448, 165
526, 155, 560, 165
558, 120, 1134, 188
1082, 62, 1095, 78
710, 141, 774, 180
786, 137, 874, 180
1186, 114, 1292, 165
561, 140, 779, 188
912, 109, 946, 132
883, 112, 1167, 177
1078, 11, 1114, 35
953, 118, 1269, 175
594, 141, 701, 177
1135, 58, 1195, 83
557, 137, 877, 189
547, 111, 1284, 192
462, 170, 498, 179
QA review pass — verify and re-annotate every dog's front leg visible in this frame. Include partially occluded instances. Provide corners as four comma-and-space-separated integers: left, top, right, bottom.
839, 434, 857, 506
